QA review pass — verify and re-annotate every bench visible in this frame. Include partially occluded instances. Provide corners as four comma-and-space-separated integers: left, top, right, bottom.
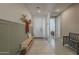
63, 32, 79, 54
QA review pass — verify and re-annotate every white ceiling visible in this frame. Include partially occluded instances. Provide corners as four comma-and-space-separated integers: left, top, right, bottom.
25, 3, 72, 16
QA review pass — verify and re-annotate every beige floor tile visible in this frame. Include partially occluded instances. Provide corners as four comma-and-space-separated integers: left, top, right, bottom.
26, 39, 76, 55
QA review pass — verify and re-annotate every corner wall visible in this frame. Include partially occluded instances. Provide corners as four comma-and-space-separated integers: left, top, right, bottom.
57, 4, 79, 38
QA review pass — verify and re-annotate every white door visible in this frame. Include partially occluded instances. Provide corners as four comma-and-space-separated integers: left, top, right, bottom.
32, 16, 46, 38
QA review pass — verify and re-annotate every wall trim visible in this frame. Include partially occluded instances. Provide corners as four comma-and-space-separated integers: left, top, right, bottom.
0, 52, 10, 55
0, 19, 23, 24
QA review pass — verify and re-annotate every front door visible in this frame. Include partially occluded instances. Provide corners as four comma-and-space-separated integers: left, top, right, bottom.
32, 16, 46, 38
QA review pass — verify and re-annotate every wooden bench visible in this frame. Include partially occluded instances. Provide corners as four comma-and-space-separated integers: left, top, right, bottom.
63, 32, 79, 54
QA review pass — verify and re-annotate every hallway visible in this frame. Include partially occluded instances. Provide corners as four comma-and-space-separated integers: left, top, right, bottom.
26, 39, 55, 55
0, 3, 79, 55
26, 39, 76, 55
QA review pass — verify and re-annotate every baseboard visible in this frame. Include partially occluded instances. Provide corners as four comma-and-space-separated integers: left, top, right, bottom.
33, 37, 46, 39
0, 52, 10, 55
55, 37, 62, 40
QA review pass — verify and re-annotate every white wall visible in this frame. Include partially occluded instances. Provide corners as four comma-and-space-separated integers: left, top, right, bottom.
47, 13, 50, 39
56, 15, 61, 39
57, 4, 79, 38
0, 3, 31, 23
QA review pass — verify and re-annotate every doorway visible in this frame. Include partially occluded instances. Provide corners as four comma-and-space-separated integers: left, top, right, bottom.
49, 17, 56, 39
47, 17, 56, 44
32, 15, 46, 39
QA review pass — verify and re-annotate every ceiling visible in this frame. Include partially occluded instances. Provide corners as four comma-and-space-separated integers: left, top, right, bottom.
25, 3, 72, 17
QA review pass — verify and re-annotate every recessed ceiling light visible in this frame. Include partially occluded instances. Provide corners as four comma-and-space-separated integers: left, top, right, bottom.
56, 9, 60, 12
36, 7, 41, 13
37, 9, 41, 13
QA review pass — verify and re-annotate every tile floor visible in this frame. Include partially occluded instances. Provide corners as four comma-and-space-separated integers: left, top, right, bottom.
26, 38, 76, 55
